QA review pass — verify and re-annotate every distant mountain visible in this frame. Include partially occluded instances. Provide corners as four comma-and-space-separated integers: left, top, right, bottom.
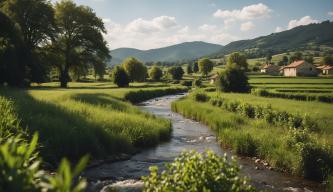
110, 41, 223, 65
211, 21, 333, 58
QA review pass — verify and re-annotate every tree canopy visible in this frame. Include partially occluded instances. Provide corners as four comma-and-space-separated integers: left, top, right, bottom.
168, 66, 184, 80
122, 57, 147, 82
227, 52, 248, 70
149, 65, 163, 81
198, 58, 214, 76
111, 65, 129, 87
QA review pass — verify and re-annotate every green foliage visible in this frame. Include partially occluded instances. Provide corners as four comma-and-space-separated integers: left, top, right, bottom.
111, 65, 130, 87
142, 150, 255, 192
252, 88, 333, 103
193, 62, 199, 73
149, 65, 163, 81
227, 52, 248, 70
0, 133, 88, 192
124, 87, 188, 103
122, 57, 147, 82
323, 55, 333, 66
54, 0, 110, 87
216, 64, 250, 93
198, 58, 214, 76
186, 64, 193, 74
180, 80, 192, 87
191, 91, 209, 102
168, 66, 184, 80
192, 79, 202, 87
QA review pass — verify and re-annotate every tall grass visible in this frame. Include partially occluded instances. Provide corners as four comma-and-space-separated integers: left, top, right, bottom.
0, 85, 178, 163
172, 96, 333, 181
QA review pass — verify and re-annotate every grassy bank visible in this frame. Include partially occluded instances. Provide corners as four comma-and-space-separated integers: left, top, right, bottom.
0, 83, 187, 163
172, 94, 333, 181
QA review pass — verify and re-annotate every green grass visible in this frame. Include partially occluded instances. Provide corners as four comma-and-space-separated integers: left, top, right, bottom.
0, 83, 187, 163
172, 95, 333, 181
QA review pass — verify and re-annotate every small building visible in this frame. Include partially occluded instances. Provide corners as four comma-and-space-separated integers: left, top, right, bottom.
322, 65, 333, 75
261, 64, 280, 75
282, 60, 318, 77
210, 74, 219, 84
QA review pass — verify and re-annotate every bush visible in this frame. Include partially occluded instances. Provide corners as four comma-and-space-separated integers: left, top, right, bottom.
142, 150, 255, 192
149, 65, 163, 81
122, 57, 147, 82
168, 66, 184, 80
192, 79, 202, 87
0, 134, 88, 192
180, 80, 192, 87
111, 66, 130, 87
191, 91, 209, 102
216, 64, 250, 93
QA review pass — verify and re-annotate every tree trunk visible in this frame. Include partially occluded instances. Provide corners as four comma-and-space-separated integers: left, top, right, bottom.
59, 66, 69, 88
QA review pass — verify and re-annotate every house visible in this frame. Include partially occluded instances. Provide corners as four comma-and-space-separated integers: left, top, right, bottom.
210, 74, 219, 84
282, 60, 319, 77
261, 64, 280, 75
322, 65, 333, 75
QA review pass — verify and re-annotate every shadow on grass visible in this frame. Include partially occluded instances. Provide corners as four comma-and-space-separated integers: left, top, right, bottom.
0, 88, 133, 164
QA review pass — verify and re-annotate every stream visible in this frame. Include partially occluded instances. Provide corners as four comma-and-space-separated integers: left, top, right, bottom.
84, 94, 323, 192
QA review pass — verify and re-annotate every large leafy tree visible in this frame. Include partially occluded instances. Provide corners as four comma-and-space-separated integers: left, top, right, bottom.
198, 58, 213, 77
216, 63, 250, 93
227, 52, 248, 71
53, 0, 110, 87
1, 0, 56, 84
168, 66, 184, 80
111, 65, 129, 87
149, 65, 163, 81
122, 57, 147, 82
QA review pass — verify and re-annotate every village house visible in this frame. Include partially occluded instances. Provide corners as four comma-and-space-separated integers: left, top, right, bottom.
317, 65, 333, 75
210, 74, 219, 84
281, 60, 318, 77
260, 64, 280, 75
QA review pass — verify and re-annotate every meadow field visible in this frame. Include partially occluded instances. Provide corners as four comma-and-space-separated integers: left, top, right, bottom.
172, 75, 333, 181
0, 82, 187, 163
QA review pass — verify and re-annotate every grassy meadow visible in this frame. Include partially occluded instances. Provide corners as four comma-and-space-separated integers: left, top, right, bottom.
172, 75, 333, 181
0, 82, 187, 163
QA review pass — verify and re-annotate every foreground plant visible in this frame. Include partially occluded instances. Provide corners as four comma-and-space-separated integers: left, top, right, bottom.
0, 133, 88, 192
142, 150, 255, 192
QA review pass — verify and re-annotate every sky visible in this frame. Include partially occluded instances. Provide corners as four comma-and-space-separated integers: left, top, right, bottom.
53, 0, 333, 50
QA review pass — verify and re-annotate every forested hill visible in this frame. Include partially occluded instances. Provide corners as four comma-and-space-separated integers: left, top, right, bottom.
110, 41, 223, 65
211, 21, 333, 58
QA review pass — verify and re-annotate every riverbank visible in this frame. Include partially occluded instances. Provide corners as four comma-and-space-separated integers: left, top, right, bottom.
0, 83, 187, 164
84, 94, 323, 192
171, 92, 333, 184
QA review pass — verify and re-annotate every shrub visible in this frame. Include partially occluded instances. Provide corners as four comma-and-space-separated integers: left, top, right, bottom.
0, 134, 88, 192
111, 66, 130, 87
191, 91, 209, 102
192, 79, 202, 87
142, 150, 255, 192
180, 80, 192, 87
122, 57, 147, 82
149, 65, 163, 81
216, 64, 250, 93
167, 66, 184, 80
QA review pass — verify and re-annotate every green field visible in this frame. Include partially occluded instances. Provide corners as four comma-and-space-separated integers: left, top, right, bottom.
0, 82, 187, 163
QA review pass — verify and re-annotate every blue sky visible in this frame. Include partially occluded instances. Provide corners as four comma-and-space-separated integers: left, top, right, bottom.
54, 0, 333, 50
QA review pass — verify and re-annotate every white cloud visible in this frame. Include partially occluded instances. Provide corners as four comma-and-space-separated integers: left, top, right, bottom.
287, 16, 319, 29
213, 3, 271, 21
103, 17, 237, 50
199, 24, 217, 32
125, 16, 177, 34
275, 26, 284, 32
240, 21, 255, 31
328, 12, 333, 16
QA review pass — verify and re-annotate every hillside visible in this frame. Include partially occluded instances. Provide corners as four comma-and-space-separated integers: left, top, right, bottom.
110, 41, 223, 65
212, 21, 333, 58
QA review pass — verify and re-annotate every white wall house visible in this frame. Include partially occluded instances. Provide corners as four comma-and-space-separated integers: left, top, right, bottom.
282, 60, 318, 77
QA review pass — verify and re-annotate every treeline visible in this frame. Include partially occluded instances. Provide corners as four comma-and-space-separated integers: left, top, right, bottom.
0, 0, 110, 88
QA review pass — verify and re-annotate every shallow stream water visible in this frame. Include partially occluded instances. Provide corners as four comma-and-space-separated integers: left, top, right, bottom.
84, 94, 323, 192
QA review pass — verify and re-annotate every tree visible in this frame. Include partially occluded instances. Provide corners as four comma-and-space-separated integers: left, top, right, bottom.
122, 57, 147, 82
304, 56, 314, 64
323, 55, 333, 66
168, 66, 184, 80
53, 0, 110, 87
282, 55, 289, 65
186, 64, 193, 74
149, 65, 163, 81
1, 0, 56, 84
266, 54, 272, 63
198, 58, 214, 76
193, 62, 199, 73
289, 52, 303, 63
111, 66, 129, 87
227, 52, 248, 70
216, 64, 250, 93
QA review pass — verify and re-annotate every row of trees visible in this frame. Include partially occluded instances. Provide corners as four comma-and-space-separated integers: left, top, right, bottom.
0, 0, 110, 87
